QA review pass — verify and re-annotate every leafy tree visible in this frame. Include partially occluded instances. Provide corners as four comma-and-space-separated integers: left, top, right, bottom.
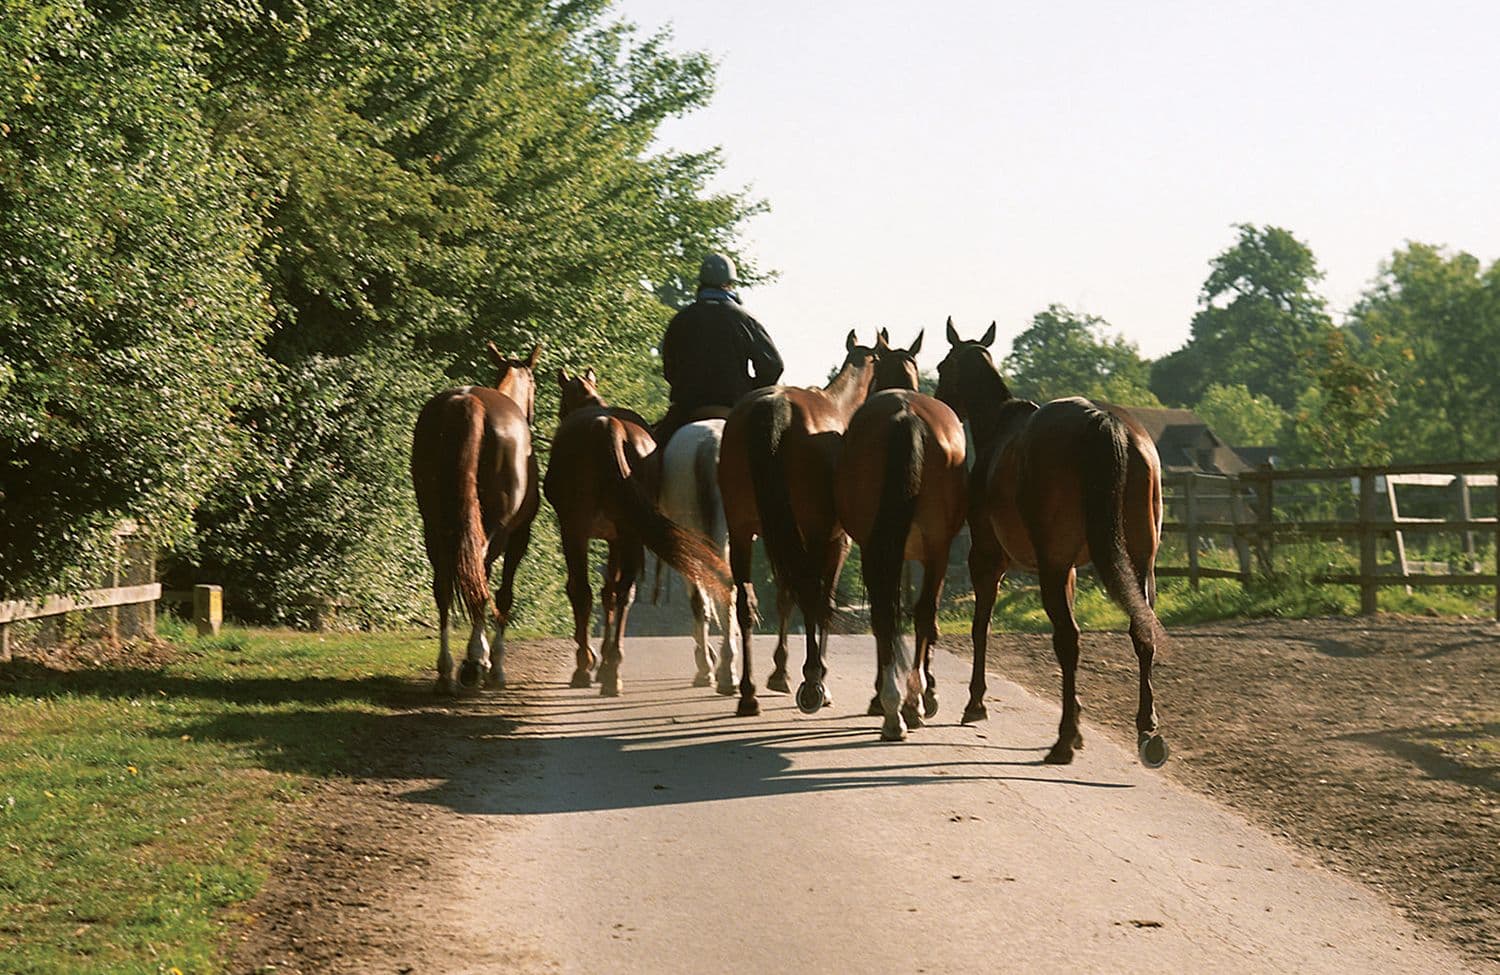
1194, 384, 1286, 446
1286, 331, 1392, 466
182, 1, 762, 624
0, 3, 270, 598
1152, 224, 1333, 410
1344, 243, 1500, 461
1003, 304, 1160, 406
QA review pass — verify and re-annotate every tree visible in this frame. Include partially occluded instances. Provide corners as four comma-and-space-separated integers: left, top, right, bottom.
1194, 384, 1286, 447
182, 1, 763, 624
1003, 304, 1160, 406
1152, 224, 1333, 410
0, 3, 270, 598
1286, 331, 1392, 466
1344, 243, 1500, 461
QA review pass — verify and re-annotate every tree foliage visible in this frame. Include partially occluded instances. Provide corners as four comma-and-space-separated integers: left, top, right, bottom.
1193, 384, 1286, 447
1002, 304, 1160, 406
1344, 243, 1500, 462
1152, 224, 1333, 410
1, 0, 760, 624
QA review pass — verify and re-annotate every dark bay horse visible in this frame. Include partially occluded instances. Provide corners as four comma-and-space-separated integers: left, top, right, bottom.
544, 368, 733, 696
411, 342, 541, 694
836, 330, 968, 740
934, 319, 1169, 767
718, 330, 880, 717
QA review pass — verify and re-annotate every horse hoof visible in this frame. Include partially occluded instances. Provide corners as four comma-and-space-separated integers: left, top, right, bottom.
1043, 743, 1075, 765
458, 659, 483, 688
736, 696, 761, 717
881, 718, 907, 742
766, 671, 791, 693
901, 703, 924, 730
922, 689, 939, 720
866, 695, 883, 717
716, 679, 737, 696
795, 681, 826, 715
599, 679, 622, 698
569, 668, 591, 689
1138, 733, 1169, 768
434, 677, 456, 696
692, 672, 712, 688
961, 704, 988, 725
484, 674, 506, 692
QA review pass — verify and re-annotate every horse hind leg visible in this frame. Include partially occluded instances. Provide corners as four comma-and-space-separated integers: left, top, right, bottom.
485, 521, 533, 691
1039, 564, 1085, 764
1131, 559, 1168, 768
690, 585, 713, 687
434, 583, 457, 695
911, 558, 946, 723
765, 583, 793, 693
714, 588, 738, 695
598, 541, 641, 698
563, 534, 595, 688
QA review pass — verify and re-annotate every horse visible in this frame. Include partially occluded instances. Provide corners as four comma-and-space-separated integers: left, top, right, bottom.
544, 368, 733, 696
934, 319, 1169, 767
835, 330, 968, 740
659, 412, 740, 694
718, 329, 881, 717
410, 341, 541, 694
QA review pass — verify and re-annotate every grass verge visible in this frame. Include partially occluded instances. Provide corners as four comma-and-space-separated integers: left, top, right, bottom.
0, 620, 444, 975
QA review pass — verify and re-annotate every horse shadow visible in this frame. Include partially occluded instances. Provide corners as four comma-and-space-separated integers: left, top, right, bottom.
1, 659, 1136, 804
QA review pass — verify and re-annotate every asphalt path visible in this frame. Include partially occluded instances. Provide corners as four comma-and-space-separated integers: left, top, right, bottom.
398, 634, 1474, 975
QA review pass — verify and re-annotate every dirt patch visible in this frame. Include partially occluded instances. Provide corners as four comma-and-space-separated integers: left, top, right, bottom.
227, 637, 574, 975
938, 616, 1499, 967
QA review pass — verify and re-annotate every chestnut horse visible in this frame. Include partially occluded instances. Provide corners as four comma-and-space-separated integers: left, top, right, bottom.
836, 330, 968, 740
544, 369, 732, 696
934, 319, 1169, 767
718, 330, 880, 717
411, 342, 540, 694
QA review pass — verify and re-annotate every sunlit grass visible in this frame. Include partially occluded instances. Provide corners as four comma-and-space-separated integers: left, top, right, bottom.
0, 626, 435, 974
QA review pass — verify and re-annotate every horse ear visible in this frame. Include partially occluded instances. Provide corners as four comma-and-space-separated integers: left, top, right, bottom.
556, 368, 568, 387
875, 330, 890, 351
486, 340, 506, 366
845, 329, 857, 351
526, 343, 541, 368
945, 316, 960, 346
584, 367, 597, 384
908, 329, 924, 355
980, 321, 997, 347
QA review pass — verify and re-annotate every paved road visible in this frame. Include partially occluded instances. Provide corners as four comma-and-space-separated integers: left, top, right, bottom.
398, 635, 1474, 974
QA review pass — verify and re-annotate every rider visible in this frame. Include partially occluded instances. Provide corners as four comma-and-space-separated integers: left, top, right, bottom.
655, 253, 784, 446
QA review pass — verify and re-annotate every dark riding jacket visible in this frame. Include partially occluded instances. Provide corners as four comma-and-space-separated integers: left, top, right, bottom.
660, 292, 783, 412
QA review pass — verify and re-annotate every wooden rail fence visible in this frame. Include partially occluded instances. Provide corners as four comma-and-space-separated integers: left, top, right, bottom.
1159, 459, 1500, 618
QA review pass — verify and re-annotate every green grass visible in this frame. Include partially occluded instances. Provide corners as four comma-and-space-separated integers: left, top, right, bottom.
0, 624, 438, 975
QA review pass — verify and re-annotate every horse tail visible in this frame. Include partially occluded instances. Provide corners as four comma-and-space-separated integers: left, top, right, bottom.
865, 411, 924, 673
745, 397, 821, 620
452, 396, 491, 626
1082, 411, 1157, 643
604, 419, 733, 603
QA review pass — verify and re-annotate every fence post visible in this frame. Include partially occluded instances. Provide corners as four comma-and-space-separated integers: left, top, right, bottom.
193, 584, 223, 637
1255, 469, 1275, 576
1358, 469, 1378, 615
1185, 474, 1201, 590
1454, 473, 1476, 570
1229, 478, 1252, 585
0, 622, 9, 663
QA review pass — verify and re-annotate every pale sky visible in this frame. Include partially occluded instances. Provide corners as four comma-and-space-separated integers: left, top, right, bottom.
616, 1, 1500, 385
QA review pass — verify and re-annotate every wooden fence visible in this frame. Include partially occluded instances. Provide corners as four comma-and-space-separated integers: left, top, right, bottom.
1160, 459, 1500, 618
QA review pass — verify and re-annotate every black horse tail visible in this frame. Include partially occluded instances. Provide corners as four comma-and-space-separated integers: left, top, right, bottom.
745, 397, 822, 621
864, 411, 924, 671
451, 396, 491, 627
603, 419, 732, 603
1082, 410, 1157, 644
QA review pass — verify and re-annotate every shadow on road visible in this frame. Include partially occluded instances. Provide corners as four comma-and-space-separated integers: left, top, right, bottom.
396, 676, 1135, 816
